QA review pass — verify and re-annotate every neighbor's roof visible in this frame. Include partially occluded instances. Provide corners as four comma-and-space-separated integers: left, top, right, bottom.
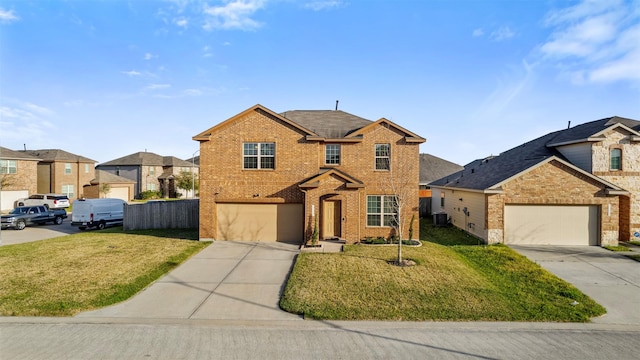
90, 170, 135, 185
429, 116, 637, 191
21, 149, 95, 163
280, 110, 373, 138
419, 153, 464, 184
98, 151, 194, 167
0, 147, 41, 161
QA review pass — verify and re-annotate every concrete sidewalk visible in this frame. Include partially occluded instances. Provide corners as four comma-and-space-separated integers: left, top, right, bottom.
511, 245, 640, 325
77, 241, 303, 321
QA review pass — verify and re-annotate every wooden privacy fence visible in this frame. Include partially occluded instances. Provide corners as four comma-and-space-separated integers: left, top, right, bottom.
124, 199, 199, 230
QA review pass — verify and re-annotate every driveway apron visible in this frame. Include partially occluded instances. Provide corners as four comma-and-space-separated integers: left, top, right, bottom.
77, 241, 302, 321
511, 245, 640, 325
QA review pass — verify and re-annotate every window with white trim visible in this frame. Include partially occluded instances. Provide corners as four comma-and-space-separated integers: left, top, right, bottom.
0, 160, 17, 174
61, 184, 75, 199
367, 195, 398, 227
149, 166, 155, 176
325, 144, 341, 165
147, 183, 156, 191
243, 142, 275, 169
375, 144, 390, 170
84, 164, 90, 173
65, 163, 72, 174
610, 148, 622, 170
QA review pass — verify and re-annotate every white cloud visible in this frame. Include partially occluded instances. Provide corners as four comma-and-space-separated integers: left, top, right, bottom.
0, 8, 19, 23
203, 45, 213, 57
539, 0, 640, 84
174, 17, 188, 27
183, 89, 203, 96
490, 26, 515, 41
472, 28, 484, 37
145, 84, 171, 90
203, 0, 265, 31
144, 53, 158, 60
122, 70, 142, 77
304, 1, 344, 11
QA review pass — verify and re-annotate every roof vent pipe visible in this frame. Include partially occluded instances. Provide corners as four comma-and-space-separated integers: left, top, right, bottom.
335, 100, 339, 111
567, 121, 571, 129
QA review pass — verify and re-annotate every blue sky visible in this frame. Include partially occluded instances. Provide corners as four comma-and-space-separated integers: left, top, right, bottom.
1, 0, 639, 166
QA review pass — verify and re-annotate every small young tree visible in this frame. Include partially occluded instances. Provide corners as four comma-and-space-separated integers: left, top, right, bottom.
174, 171, 199, 198
0, 175, 13, 190
99, 183, 111, 198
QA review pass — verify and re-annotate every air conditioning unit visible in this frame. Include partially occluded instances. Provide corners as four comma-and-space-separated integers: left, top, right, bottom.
433, 212, 448, 226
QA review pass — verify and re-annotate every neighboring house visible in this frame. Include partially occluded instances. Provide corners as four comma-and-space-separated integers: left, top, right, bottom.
82, 170, 136, 201
96, 151, 199, 199
0, 147, 41, 211
418, 153, 464, 217
20, 149, 96, 201
430, 116, 639, 246
193, 104, 425, 244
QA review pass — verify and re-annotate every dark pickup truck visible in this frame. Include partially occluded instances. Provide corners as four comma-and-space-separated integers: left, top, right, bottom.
0, 206, 68, 230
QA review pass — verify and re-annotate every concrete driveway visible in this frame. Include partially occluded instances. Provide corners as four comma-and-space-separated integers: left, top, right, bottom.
511, 245, 640, 325
0, 219, 82, 245
77, 241, 303, 321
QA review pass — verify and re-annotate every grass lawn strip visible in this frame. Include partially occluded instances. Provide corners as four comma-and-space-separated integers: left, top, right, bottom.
0, 229, 208, 316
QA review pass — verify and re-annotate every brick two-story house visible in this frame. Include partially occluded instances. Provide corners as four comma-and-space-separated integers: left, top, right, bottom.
430, 116, 639, 246
21, 149, 96, 201
0, 147, 41, 210
193, 104, 425, 244
96, 151, 199, 199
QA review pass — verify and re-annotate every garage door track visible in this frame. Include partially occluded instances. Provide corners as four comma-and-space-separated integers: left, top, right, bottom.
511, 245, 640, 325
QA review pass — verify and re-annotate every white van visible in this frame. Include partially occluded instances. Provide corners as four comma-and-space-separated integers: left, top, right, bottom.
71, 198, 126, 230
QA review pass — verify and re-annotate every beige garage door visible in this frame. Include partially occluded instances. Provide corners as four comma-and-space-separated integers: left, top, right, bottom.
108, 187, 130, 202
504, 205, 599, 245
216, 203, 303, 242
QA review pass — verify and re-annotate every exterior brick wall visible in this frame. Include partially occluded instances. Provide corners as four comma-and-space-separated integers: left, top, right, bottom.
49, 161, 95, 200
197, 108, 421, 243
486, 160, 620, 245
591, 128, 640, 241
2, 160, 38, 193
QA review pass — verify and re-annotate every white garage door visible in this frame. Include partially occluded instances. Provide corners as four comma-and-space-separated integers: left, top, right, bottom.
1, 190, 28, 211
504, 205, 599, 245
108, 187, 130, 202
216, 203, 303, 242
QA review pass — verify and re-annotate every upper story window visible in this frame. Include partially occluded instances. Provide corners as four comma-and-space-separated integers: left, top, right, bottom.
0, 160, 17, 174
244, 142, 275, 169
84, 164, 90, 173
375, 144, 390, 170
65, 163, 72, 174
610, 148, 622, 170
149, 166, 155, 176
325, 144, 341, 165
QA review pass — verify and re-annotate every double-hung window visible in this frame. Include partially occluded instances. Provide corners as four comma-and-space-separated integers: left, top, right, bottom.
325, 144, 341, 165
610, 148, 622, 170
244, 142, 275, 169
65, 163, 72, 175
0, 160, 17, 174
367, 195, 398, 227
61, 184, 75, 199
375, 144, 390, 170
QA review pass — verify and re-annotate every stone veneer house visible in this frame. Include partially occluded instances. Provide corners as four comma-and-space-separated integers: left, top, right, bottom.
430, 116, 639, 246
96, 151, 199, 199
0, 147, 41, 210
193, 104, 425, 243
21, 149, 96, 201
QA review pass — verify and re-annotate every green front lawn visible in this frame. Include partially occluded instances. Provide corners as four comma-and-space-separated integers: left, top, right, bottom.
0, 228, 208, 316
280, 220, 605, 322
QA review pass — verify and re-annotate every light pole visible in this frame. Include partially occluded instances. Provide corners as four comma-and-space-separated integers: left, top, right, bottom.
191, 149, 199, 199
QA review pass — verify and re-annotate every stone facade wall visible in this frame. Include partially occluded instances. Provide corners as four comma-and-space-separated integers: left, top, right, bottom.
198, 109, 421, 243
591, 128, 640, 241
486, 160, 620, 245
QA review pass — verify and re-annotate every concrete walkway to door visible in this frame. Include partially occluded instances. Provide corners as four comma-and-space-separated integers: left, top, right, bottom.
77, 241, 303, 321
511, 245, 640, 325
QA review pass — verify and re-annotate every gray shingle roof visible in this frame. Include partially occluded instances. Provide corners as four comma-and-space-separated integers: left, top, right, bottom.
0, 147, 41, 161
419, 154, 464, 184
280, 110, 372, 138
90, 170, 135, 185
429, 116, 638, 190
21, 149, 95, 163
98, 152, 194, 167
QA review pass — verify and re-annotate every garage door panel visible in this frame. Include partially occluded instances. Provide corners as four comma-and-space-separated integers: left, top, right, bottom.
505, 205, 598, 246
109, 187, 130, 202
217, 203, 302, 242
